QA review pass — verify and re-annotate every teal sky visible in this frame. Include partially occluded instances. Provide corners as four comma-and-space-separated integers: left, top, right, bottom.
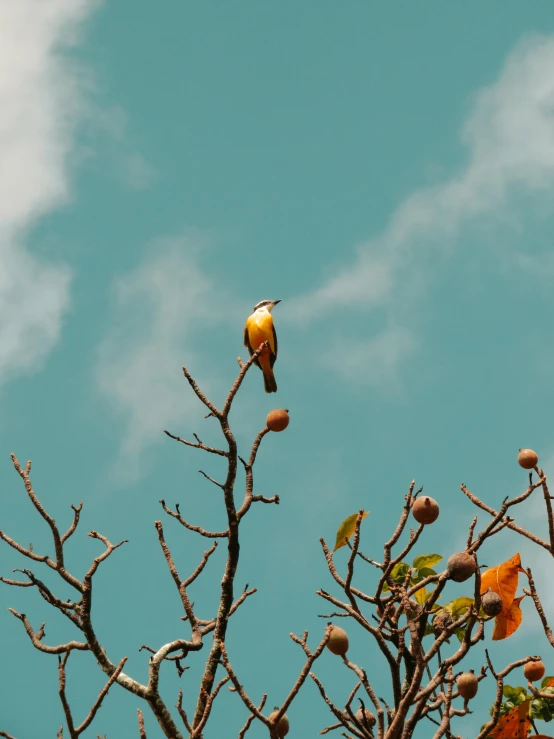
2, 2, 554, 737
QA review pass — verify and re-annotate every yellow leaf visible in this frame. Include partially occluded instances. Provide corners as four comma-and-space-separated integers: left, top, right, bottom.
414, 587, 427, 606
488, 698, 531, 738
333, 511, 369, 553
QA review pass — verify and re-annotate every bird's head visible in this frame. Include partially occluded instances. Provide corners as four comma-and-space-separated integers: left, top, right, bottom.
252, 299, 281, 313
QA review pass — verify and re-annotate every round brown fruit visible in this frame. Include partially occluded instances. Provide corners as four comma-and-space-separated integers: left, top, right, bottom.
355, 708, 376, 728
447, 552, 476, 583
412, 496, 439, 525
266, 409, 290, 432
457, 671, 478, 700
269, 709, 290, 737
326, 625, 349, 656
481, 588, 503, 617
518, 448, 539, 470
524, 660, 545, 682
432, 611, 454, 638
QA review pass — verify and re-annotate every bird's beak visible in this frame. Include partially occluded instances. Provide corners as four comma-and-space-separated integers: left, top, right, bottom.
265, 299, 281, 313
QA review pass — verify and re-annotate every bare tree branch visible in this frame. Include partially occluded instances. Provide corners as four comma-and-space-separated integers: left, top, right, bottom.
238, 694, 267, 738
137, 709, 147, 739
163, 429, 228, 458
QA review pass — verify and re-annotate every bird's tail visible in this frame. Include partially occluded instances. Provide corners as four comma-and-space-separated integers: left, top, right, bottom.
263, 369, 277, 394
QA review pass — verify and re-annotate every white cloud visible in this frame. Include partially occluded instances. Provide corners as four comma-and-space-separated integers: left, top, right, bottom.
0, 0, 98, 384
0, 243, 71, 380
323, 326, 417, 388
120, 151, 156, 190
285, 34, 554, 378
93, 104, 156, 189
93, 33, 554, 461
94, 234, 237, 482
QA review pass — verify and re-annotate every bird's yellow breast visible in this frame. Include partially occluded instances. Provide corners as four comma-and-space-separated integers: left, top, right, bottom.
246, 310, 275, 354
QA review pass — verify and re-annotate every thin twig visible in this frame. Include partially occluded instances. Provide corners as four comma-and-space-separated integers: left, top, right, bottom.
137, 709, 146, 739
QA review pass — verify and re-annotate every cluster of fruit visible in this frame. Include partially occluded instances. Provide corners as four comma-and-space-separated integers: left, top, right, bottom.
269, 441, 542, 733
411, 496, 478, 585
323, 622, 546, 713
408, 447, 545, 705
410, 449, 542, 594
268, 624, 375, 737
324, 625, 377, 729
411, 447, 539, 527
456, 659, 547, 705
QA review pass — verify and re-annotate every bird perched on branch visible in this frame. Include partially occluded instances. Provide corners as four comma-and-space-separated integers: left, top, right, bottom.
244, 299, 281, 393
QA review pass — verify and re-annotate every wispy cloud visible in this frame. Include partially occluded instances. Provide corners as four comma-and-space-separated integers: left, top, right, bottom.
284, 34, 554, 379
323, 326, 417, 388
94, 234, 238, 482
93, 34, 554, 466
0, 1, 99, 385
93, 104, 156, 189
120, 151, 156, 190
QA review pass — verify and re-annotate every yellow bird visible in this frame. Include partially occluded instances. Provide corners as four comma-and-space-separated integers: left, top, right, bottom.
244, 299, 281, 393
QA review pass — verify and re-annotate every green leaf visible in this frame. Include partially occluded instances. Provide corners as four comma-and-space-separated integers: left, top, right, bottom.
444, 597, 474, 618
419, 567, 437, 578
530, 698, 547, 720
383, 562, 410, 592
541, 676, 554, 689
423, 622, 435, 637
411, 567, 437, 585
534, 685, 554, 718
413, 553, 443, 570
333, 511, 369, 553
503, 685, 528, 701
455, 625, 467, 643
390, 562, 410, 584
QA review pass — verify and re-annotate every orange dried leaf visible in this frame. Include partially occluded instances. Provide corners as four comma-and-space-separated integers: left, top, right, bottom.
480, 553, 526, 611
488, 699, 531, 739
492, 594, 525, 640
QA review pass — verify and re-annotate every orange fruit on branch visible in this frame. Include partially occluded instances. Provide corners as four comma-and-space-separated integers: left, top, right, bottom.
518, 448, 538, 470
266, 409, 290, 432
524, 660, 545, 682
